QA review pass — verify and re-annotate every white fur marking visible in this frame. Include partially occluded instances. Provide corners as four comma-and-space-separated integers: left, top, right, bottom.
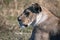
35, 12, 48, 25
28, 21, 33, 26
28, 12, 48, 26
36, 12, 43, 24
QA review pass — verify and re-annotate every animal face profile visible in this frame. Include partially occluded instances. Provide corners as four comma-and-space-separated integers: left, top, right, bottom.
17, 3, 42, 28
17, 3, 60, 40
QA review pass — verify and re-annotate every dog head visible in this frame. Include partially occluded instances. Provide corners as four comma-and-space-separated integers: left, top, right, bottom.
17, 3, 42, 28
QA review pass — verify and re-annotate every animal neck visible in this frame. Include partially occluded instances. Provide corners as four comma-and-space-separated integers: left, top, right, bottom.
29, 26, 49, 40
35, 12, 48, 26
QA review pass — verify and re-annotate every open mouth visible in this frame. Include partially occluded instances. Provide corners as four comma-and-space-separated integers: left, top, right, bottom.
18, 21, 28, 28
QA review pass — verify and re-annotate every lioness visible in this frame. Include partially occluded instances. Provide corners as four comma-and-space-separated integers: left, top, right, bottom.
18, 3, 60, 40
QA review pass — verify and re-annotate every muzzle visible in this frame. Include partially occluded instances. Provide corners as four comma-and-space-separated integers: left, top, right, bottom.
17, 16, 28, 28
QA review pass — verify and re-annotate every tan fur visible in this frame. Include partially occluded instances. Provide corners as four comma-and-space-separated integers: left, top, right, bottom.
18, 3, 60, 40
29, 7, 60, 40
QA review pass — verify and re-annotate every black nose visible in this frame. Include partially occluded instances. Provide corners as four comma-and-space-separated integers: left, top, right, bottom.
17, 17, 22, 21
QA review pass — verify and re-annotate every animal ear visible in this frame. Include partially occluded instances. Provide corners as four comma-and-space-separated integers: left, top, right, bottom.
32, 3, 42, 13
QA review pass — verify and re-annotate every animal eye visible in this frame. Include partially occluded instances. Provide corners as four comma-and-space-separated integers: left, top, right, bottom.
25, 12, 30, 17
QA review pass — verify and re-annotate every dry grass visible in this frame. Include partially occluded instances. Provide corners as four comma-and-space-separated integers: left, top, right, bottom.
0, 0, 60, 40
0, 0, 33, 40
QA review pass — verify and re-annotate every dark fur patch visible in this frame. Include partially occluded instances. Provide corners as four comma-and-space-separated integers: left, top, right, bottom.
23, 3, 42, 16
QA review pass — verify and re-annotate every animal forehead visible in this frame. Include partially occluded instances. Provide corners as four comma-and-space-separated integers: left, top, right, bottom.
24, 9, 31, 13
23, 9, 37, 16
23, 8, 38, 15
23, 3, 42, 13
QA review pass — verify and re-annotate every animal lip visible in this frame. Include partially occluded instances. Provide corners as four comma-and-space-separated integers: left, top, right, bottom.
24, 24, 28, 27
18, 20, 28, 28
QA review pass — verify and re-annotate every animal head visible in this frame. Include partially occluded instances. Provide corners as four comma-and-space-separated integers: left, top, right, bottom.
17, 3, 43, 28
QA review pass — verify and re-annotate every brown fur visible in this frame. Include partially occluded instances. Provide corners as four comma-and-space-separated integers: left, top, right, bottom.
18, 3, 60, 40
29, 7, 60, 40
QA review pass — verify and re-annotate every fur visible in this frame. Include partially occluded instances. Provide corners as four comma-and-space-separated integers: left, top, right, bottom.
18, 3, 60, 40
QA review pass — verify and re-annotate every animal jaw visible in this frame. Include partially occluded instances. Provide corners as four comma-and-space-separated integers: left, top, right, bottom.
18, 3, 42, 28
17, 3, 60, 40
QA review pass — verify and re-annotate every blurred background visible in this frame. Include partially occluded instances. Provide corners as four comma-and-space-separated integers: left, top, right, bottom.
0, 0, 34, 40
0, 0, 60, 40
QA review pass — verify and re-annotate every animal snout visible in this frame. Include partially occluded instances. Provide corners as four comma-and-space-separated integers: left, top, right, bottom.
17, 16, 22, 21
